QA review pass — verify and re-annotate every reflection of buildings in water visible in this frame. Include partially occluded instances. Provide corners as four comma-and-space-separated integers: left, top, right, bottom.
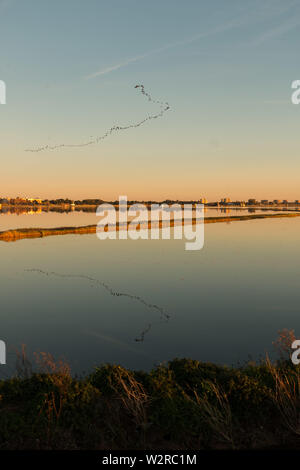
0, 206, 97, 215
27, 208, 42, 215
220, 208, 231, 214
0, 207, 43, 215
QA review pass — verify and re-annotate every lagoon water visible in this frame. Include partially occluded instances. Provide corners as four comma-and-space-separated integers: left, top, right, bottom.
0, 211, 300, 376
0, 206, 294, 231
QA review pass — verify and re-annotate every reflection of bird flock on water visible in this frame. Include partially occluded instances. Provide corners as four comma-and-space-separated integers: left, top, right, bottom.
24, 269, 171, 342
25, 85, 170, 153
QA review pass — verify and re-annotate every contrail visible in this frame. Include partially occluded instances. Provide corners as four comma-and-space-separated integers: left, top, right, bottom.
86, 53, 149, 79
25, 85, 170, 153
85, 17, 247, 80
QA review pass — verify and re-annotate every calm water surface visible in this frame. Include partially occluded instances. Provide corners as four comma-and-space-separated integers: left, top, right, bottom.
0, 207, 295, 231
0, 213, 299, 375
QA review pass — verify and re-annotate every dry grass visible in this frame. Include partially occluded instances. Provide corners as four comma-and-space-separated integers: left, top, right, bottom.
6, 332, 300, 449
273, 329, 296, 361
267, 329, 300, 438
34, 351, 71, 379
14, 347, 73, 448
189, 380, 234, 448
33, 352, 72, 447
109, 367, 149, 445
15, 344, 33, 379
266, 356, 300, 437
110, 368, 149, 424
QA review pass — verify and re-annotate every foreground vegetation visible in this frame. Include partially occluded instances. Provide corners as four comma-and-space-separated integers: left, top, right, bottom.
1, 336, 300, 450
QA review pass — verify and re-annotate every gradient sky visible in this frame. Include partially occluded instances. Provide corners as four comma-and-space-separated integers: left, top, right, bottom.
1, 0, 300, 200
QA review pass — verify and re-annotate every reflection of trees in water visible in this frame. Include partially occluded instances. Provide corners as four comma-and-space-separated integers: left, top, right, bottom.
25, 269, 171, 343
0, 207, 43, 215
0, 207, 97, 215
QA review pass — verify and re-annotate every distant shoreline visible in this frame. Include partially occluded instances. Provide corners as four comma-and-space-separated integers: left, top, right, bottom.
1, 202, 300, 210
1, 212, 300, 242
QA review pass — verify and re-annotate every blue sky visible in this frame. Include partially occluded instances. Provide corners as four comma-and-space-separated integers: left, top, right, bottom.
0, 0, 300, 200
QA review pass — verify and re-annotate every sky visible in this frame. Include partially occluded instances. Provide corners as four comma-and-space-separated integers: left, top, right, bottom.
0, 0, 300, 200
